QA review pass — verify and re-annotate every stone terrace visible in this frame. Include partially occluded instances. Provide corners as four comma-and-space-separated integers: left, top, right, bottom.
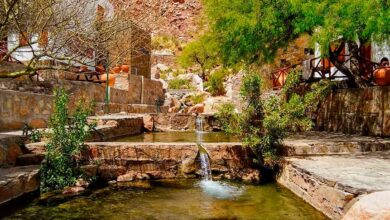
279, 131, 390, 219
283, 131, 390, 156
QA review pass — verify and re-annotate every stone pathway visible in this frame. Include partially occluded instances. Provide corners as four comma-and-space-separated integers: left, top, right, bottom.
279, 132, 390, 219
283, 131, 390, 155
285, 151, 390, 193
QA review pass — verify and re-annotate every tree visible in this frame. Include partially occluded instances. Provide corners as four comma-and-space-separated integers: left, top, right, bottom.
202, 0, 390, 87
178, 34, 219, 80
0, 0, 174, 78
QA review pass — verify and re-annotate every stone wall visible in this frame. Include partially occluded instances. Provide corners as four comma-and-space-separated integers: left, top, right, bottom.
0, 90, 53, 131
81, 143, 259, 183
150, 113, 219, 132
278, 160, 358, 219
0, 77, 165, 131
317, 86, 390, 137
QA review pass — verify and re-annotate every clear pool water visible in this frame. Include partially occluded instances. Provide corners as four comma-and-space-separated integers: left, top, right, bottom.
3, 179, 327, 220
114, 131, 241, 143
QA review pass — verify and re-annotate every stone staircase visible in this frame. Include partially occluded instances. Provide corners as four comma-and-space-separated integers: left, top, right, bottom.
0, 134, 42, 207
0, 114, 146, 207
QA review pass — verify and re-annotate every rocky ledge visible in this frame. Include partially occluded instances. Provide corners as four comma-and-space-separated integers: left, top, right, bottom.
278, 151, 390, 219
80, 142, 260, 183
0, 165, 40, 205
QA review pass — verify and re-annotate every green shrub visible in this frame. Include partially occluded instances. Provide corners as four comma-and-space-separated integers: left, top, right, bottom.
168, 78, 193, 90
215, 103, 240, 134
189, 93, 206, 104
217, 71, 330, 166
30, 129, 43, 143
205, 69, 226, 96
40, 88, 95, 191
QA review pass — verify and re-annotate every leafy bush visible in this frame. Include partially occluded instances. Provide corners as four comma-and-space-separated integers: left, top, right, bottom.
189, 93, 206, 105
168, 78, 193, 90
30, 129, 43, 143
215, 103, 240, 134
205, 69, 226, 96
216, 70, 332, 165
40, 88, 94, 191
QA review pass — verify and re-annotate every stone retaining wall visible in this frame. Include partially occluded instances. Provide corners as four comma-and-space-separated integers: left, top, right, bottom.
0, 90, 53, 131
0, 77, 165, 131
317, 86, 390, 137
151, 113, 219, 132
278, 161, 358, 220
81, 143, 259, 183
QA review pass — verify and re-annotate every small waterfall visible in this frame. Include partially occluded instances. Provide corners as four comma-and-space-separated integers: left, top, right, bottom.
199, 150, 212, 181
195, 118, 244, 199
195, 116, 204, 132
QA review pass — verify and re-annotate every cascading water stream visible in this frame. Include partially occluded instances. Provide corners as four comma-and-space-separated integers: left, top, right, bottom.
199, 150, 212, 181
195, 116, 244, 199
195, 116, 212, 180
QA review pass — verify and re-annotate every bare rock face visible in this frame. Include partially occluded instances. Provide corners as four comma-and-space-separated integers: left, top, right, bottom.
168, 97, 181, 113
0, 166, 40, 205
62, 186, 85, 195
81, 143, 259, 183
188, 103, 205, 114
143, 115, 154, 132
342, 191, 390, 220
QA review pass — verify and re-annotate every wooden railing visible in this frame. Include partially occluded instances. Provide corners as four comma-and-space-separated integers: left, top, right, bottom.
271, 67, 290, 89
302, 55, 380, 82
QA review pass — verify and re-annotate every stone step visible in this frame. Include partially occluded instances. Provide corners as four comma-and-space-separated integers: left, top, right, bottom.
0, 165, 40, 206
277, 151, 390, 219
283, 131, 390, 156
15, 153, 45, 166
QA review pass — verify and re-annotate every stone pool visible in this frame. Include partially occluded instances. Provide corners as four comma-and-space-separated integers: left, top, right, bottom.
3, 179, 327, 220
114, 131, 241, 143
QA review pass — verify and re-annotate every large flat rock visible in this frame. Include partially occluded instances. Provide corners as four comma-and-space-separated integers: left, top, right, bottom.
0, 165, 40, 205
283, 132, 390, 156
278, 151, 390, 219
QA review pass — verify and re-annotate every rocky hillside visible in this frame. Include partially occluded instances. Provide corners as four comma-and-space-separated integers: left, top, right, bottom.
121, 0, 202, 42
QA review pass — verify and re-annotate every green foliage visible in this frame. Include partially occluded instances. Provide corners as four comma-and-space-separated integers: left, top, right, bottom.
215, 103, 241, 134
151, 35, 180, 51
189, 93, 206, 105
168, 78, 193, 90
216, 71, 332, 165
178, 34, 219, 79
201, 0, 389, 65
40, 88, 94, 192
205, 69, 226, 96
30, 129, 43, 143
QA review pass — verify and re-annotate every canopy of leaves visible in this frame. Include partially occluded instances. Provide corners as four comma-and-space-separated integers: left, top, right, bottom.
178, 34, 219, 72
202, 0, 389, 65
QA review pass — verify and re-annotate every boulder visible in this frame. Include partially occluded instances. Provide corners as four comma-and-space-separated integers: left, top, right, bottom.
188, 103, 205, 114
168, 97, 181, 113
62, 186, 85, 195
143, 115, 154, 132
241, 169, 261, 184
342, 191, 390, 220
117, 172, 136, 182
156, 63, 170, 72
158, 79, 168, 90
105, 120, 119, 127
181, 157, 197, 174
75, 178, 89, 188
